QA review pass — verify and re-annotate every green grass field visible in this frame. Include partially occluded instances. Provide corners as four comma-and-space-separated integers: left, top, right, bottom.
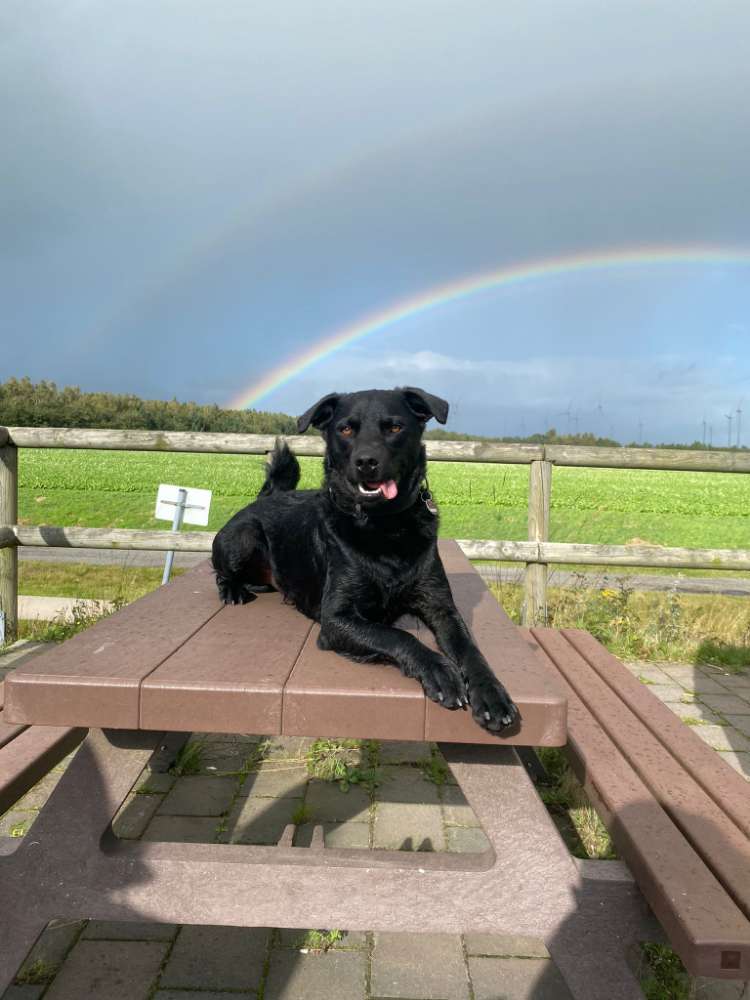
17, 447, 750, 550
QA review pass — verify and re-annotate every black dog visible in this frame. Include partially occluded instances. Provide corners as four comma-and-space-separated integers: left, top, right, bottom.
212, 387, 519, 733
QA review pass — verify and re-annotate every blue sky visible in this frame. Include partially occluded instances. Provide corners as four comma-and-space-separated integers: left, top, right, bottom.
2, 0, 750, 443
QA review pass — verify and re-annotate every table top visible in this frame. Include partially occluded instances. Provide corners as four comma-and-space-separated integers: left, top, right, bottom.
4, 541, 566, 746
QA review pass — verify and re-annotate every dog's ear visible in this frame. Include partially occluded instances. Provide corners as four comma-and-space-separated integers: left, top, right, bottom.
297, 393, 341, 433
400, 387, 449, 425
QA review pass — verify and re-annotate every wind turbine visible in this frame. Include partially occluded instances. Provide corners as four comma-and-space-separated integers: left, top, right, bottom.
558, 401, 573, 434
725, 411, 733, 448
737, 399, 743, 448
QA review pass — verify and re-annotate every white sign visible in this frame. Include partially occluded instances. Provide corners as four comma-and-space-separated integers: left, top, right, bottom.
155, 484, 212, 527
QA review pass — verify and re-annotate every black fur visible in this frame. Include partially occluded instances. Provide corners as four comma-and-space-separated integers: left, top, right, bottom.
212, 387, 520, 733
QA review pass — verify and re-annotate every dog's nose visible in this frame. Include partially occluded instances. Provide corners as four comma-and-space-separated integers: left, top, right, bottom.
355, 455, 379, 472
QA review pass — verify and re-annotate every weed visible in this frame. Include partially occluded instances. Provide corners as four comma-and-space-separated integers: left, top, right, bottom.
17, 958, 59, 984
306, 738, 381, 792
639, 943, 691, 1000
303, 929, 343, 952
20, 597, 122, 645
419, 752, 450, 786
291, 802, 313, 826
535, 748, 615, 860
170, 739, 206, 776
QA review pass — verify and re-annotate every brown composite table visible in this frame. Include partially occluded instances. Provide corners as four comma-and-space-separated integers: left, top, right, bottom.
9, 541, 746, 994
3, 540, 567, 745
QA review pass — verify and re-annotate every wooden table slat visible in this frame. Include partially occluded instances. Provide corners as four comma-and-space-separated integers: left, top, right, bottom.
4, 562, 222, 728
140, 594, 315, 734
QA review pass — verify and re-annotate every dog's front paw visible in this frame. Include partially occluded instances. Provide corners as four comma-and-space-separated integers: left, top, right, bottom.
417, 656, 469, 711
217, 578, 257, 606
467, 676, 520, 733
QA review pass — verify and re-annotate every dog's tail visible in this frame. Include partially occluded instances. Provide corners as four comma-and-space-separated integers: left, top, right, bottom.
258, 439, 301, 497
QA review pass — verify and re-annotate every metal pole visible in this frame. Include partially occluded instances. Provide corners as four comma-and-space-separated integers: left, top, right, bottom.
162, 488, 187, 585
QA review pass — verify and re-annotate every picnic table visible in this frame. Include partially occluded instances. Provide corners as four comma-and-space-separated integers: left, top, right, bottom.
1, 540, 748, 999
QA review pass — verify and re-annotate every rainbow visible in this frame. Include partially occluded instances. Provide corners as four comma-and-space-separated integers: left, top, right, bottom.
227, 244, 750, 409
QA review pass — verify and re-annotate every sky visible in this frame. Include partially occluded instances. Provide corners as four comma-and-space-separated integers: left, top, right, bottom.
2, 0, 750, 444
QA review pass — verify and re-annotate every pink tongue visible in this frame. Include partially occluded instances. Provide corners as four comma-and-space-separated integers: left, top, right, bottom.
380, 479, 398, 500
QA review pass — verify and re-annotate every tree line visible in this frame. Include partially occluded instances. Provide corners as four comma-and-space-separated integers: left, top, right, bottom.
0, 378, 297, 434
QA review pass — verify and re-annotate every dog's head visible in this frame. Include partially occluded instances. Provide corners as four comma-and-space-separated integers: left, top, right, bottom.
297, 387, 448, 510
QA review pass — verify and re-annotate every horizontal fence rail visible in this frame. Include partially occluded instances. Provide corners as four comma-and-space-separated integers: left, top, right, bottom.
1, 426, 749, 638
7, 426, 750, 472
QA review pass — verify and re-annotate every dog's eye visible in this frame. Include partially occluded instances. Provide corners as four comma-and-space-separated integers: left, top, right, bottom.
339, 425, 354, 437
388, 424, 403, 434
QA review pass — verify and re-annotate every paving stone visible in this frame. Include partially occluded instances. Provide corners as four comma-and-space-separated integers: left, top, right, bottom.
278, 928, 368, 949
698, 694, 750, 716
442, 785, 480, 827
155, 992, 254, 1000
294, 820, 370, 848
239, 764, 308, 799
446, 826, 491, 853
665, 701, 723, 725
372, 932, 469, 999
304, 780, 371, 822
378, 766, 440, 805
717, 751, 750, 778
655, 664, 702, 685
2, 986, 47, 1000
197, 742, 258, 773
634, 666, 673, 684
134, 772, 175, 795
378, 741, 435, 764
112, 792, 163, 839
157, 775, 237, 816
142, 816, 221, 842
693, 977, 749, 998
679, 676, 730, 695
695, 725, 750, 751
645, 683, 690, 702
723, 714, 750, 737
220, 795, 299, 844
159, 926, 270, 991
260, 736, 314, 759
373, 802, 445, 851
0, 810, 36, 838
18, 919, 85, 981
469, 955, 574, 999
12, 770, 63, 810
43, 940, 168, 1000
464, 934, 550, 958
82, 921, 178, 941
264, 947, 367, 998
712, 674, 750, 693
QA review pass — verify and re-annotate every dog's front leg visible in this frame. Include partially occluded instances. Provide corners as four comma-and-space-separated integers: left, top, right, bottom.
318, 611, 467, 711
411, 587, 519, 733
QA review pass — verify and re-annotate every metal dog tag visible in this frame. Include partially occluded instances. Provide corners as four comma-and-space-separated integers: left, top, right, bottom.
421, 489, 438, 515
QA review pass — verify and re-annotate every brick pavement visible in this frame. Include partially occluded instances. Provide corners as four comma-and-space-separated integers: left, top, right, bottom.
1, 641, 749, 998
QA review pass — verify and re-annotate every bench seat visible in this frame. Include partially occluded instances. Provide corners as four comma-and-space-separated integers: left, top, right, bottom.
524, 626, 750, 980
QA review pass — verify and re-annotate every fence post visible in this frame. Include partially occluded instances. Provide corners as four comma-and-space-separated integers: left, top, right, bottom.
0, 436, 18, 643
523, 458, 551, 626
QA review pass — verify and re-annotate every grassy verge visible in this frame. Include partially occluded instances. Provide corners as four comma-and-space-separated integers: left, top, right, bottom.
19, 561, 184, 601
491, 579, 750, 670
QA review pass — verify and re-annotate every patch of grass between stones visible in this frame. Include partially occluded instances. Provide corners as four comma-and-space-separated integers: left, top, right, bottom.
535, 747, 616, 860
639, 943, 691, 1000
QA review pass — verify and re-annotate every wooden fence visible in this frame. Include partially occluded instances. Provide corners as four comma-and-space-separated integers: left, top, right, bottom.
1, 425, 749, 640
